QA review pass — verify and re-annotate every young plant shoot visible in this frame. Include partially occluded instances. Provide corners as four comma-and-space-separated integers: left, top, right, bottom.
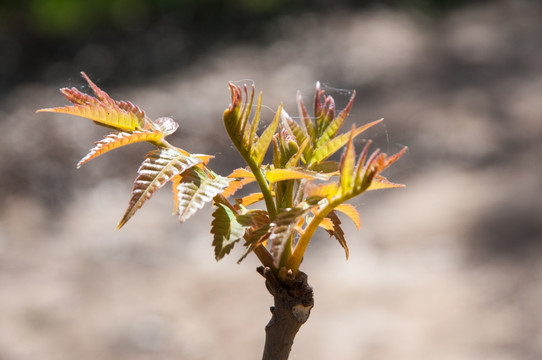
37, 73, 406, 360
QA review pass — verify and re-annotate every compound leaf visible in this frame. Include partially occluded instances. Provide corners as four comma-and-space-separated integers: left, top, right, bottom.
118, 149, 202, 228
37, 72, 145, 132
175, 170, 230, 223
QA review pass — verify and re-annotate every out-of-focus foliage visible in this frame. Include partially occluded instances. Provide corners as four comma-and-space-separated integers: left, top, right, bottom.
0, 0, 487, 92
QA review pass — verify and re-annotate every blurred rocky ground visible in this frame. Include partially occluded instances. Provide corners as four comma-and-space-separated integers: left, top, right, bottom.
1, 0, 541, 359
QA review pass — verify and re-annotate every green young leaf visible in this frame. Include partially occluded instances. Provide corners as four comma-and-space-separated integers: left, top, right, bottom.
211, 203, 248, 260
175, 169, 231, 223
118, 149, 202, 228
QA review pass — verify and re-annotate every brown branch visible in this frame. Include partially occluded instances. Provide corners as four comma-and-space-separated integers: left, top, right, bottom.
257, 267, 314, 360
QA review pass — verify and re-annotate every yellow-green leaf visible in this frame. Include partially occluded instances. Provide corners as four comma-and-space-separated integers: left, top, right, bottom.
252, 104, 281, 167
309, 118, 383, 167
264, 168, 329, 184
339, 125, 356, 194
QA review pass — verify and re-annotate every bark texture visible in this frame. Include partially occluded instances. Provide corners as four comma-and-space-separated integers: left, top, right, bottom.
258, 267, 314, 360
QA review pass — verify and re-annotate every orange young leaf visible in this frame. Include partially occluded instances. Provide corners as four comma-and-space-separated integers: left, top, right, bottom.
264, 168, 329, 184
334, 203, 361, 229
304, 182, 339, 202
77, 130, 163, 168
318, 217, 334, 231
37, 72, 145, 132
227, 167, 256, 179
223, 167, 257, 197
366, 175, 405, 191
237, 192, 265, 206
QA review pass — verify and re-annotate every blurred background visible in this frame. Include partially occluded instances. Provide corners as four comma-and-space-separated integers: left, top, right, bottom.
1, 0, 541, 359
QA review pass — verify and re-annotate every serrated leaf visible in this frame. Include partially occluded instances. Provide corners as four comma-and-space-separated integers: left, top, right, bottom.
324, 211, 349, 259
264, 168, 329, 184
252, 104, 281, 167
285, 138, 309, 168
238, 209, 270, 228
153, 117, 179, 136
318, 217, 334, 231
309, 118, 383, 167
118, 149, 202, 228
38, 103, 144, 132
222, 178, 253, 198
236, 209, 272, 262
227, 167, 255, 179
175, 170, 230, 223
269, 207, 308, 267
237, 192, 265, 206
37, 72, 145, 132
238, 231, 270, 264
303, 182, 339, 203
223, 167, 257, 197
335, 203, 361, 229
211, 203, 247, 260
77, 130, 163, 168
366, 175, 405, 191
316, 90, 355, 148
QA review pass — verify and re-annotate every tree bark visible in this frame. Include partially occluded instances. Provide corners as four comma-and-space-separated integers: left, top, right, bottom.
257, 267, 314, 360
